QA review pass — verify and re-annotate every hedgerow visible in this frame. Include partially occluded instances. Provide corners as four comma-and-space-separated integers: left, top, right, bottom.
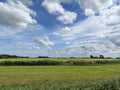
0, 59, 120, 66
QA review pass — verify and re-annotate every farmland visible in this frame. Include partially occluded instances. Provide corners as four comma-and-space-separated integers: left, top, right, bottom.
0, 57, 118, 62
0, 58, 120, 90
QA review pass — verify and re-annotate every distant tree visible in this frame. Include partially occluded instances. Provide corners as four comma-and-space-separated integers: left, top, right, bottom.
0, 54, 29, 59
90, 55, 98, 58
99, 55, 104, 58
38, 56, 49, 58
90, 55, 93, 58
70, 57, 75, 58
116, 57, 120, 59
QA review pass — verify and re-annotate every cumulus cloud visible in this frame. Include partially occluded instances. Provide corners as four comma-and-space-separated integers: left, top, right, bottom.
0, 0, 36, 29
34, 36, 54, 46
79, 0, 113, 15
85, 9, 94, 16
42, 1, 64, 14
57, 11, 77, 24
42, 0, 77, 24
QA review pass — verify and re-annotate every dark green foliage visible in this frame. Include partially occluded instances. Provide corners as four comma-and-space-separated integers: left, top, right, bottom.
116, 57, 120, 59
99, 55, 104, 58
90, 55, 98, 58
0, 60, 63, 66
90, 55, 94, 58
38, 56, 49, 58
0, 54, 29, 59
0, 59, 120, 66
90, 55, 105, 59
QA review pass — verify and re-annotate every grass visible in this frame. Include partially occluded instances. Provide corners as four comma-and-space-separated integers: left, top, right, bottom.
0, 78, 120, 90
0, 58, 120, 89
0, 64, 120, 86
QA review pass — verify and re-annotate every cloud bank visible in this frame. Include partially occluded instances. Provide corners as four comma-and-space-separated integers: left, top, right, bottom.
53, 0, 120, 57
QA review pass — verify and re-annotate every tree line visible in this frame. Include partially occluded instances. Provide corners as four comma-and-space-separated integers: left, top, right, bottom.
0, 54, 29, 59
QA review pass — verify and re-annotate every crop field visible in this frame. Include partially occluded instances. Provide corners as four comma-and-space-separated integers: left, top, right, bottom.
0, 58, 120, 90
0, 57, 118, 62
0, 65, 120, 89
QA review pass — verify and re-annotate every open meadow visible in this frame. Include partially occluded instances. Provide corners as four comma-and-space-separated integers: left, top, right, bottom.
0, 58, 120, 90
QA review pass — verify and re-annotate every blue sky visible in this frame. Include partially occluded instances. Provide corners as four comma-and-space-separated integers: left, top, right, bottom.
0, 0, 120, 57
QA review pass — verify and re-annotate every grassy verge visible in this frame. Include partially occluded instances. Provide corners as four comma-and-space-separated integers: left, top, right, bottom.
0, 78, 120, 90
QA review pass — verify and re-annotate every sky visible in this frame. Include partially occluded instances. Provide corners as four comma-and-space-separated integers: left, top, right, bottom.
0, 0, 120, 57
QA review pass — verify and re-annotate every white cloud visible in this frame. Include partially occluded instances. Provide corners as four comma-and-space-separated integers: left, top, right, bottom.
0, 25, 23, 37
106, 34, 120, 46
1, 0, 120, 57
100, 5, 120, 26
79, 0, 113, 15
15, 41, 41, 50
52, 3, 120, 56
42, 0, 77, 24
54, 26, 72, 36
54, 3, 120, 40
0, 0, 36, 29
57, 11, 77, 24
50, 37, 120, 57
54, 15, 109, 40
34, 36, 54, 46
67, 39, 117, 53
85, 9, 94, 16
42, 1, 64, 14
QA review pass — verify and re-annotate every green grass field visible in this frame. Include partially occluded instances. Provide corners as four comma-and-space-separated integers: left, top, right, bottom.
0, 58, 120, 90
0, 64, 120, 85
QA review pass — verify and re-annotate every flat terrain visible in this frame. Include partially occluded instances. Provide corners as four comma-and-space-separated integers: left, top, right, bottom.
0, 64, 120, 86
0, 58, 118, 62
